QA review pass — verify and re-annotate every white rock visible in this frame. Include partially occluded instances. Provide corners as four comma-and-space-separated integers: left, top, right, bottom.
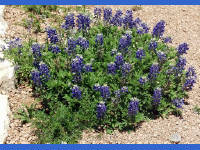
169, 133, 181, 143
0, 94, 10, 144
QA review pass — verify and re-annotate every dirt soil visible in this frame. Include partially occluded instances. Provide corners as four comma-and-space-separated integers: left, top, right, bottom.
3, 5, 200, 144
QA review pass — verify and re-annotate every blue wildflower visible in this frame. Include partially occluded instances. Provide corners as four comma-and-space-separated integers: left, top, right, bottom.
97, 101, 106, 119
176, 57, 186, 72
153, 87, 162, 105
128, 98, 139, 116
67, 37, 77, 53
107, 62, 117, 74
95, 34, 103, 46
163, 37, 172, 43
31, 70, 41, 86
137, 23, 149, 34
172, 98, 184, 108
48, 45, 61, 54
72, 85, 82, 99
62, 13, 75, 30
39, 63, 50, 81
123, 10, 134, 29
122, 62, 132, 76
114, 90, 121, 98
115, 53, 124, 67
103, 8, 112, 23
7, 38, 22, 50
94, 7, 101, 19
157, 51, 167, 62
71, 55, 84, 73
110, 9, 123, 26
186, 67, 196, 79
93, 83, 101, 91
72, 73, 82, 83
99, 84, 110, 99
148, 41, 157, 51
136, 49, 145, 60
111, 49, 117, 56
121, 86, 128, 93
76, 37, 89, 49
148, 62, 159, 79
177, 43, 189, 55
76, 14, 91, 31
46, 28, 59, 44
152, 20, 165, 38
139, 76, 148, 85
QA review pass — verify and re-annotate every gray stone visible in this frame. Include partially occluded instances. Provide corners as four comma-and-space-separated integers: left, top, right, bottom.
169, 133, 181, 143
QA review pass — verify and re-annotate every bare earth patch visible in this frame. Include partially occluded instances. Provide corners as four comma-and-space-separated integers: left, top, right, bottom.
3, 5, 200, 144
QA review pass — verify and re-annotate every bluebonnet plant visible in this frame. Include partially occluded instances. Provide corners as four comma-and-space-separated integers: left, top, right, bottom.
118, 34, 132, 52
120, 86, 128, 93
97, 101, 106, 119
71, 55, 84, 73
177, 43, 189, 55
94, 7, 101, 19
95, 34, 103, 46
99, 84, 110, 99
39, 62, 50, 81
153, 87, 162, 105
7, 38, 22, 50
76, 37, 89, 49
76, 14, 91, 31
67, 37, 77, 54
107, 62, 117, 74
110, 9, 123, 26
183, 66, 196, 90
128, 97, 139, 116
93, 83, 101, 91
123, 10, 134, 29
122, 62, 131, 76
103, 8, 112, 23
62, 14, 75, 30
139, 76, 148, 85
72, 85, 82, 99
115, 53, 124, 67
111, 49, 117, 56
172, 98, 184, 108
136, 49, 145, 60
114, 90, 121, 98
163, 37, 172, 43
148, 41, 157, 51
148, 62, 159, 79
176, 57, 186, 73
152, 20, 165, 38
157, 51, 167, 63
32, 43, 42, 58
48, 45, 61, 54
46, 28, 59, 44
31, 70, 41, 86
72, 73, 82, 83
137, 23, 149, 34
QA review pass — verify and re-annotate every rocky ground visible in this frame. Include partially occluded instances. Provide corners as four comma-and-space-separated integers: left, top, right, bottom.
3, 5, 200, 144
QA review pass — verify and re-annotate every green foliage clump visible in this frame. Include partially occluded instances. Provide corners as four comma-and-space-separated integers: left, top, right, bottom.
4, 8, 196, 144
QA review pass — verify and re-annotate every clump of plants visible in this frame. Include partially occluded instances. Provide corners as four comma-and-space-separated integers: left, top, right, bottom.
4, 7, 197, 144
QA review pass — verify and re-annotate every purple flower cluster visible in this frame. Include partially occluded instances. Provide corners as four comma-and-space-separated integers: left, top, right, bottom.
183, 67, 197, 90
172, 98, 184, 108
152, 88, 162, 105
128, 98, 139, 116
62, 14, 75, 30
123, 10, 134, 29
152, 20, 165, 38
136, 49, 145, 60
95, 34, 104, 46
121, 86, 128, 93
7, 38, 22, 50
148, 62, 160, 79
122, 62, 132, 76
76, 37, 89, 49
103, 8, 112, 23
76, 14, 91, 31
71, 55, 84, 73
139, 76, 148, 85
31, 63, 50, 86
157, 51, 167, 62
107, 62, 117, 74
67, 38, 77, 53
110, 10, 123, 26
115, 53, 124, 67
177, 43, 189, 55
48, 45, 61, 54
118, 34, 132, 52
94, 84, 110, 100
163, 37, 172, 43
176, 57, 186, 72
72, 85, 82, 99
114, 86, 128, 98
148, 41, 158, 51
84, 63, 93, 72
46, 28, 59, 44
32, 43, 42, 58
96, 101, 107, 119
94, 7, 102, 19
136, 23, 149, 34
31, 70, 41, 86
111, 49, 117, 56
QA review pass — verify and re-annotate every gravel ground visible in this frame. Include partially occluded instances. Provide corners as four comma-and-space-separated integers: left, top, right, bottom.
3, 5, 200, 144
